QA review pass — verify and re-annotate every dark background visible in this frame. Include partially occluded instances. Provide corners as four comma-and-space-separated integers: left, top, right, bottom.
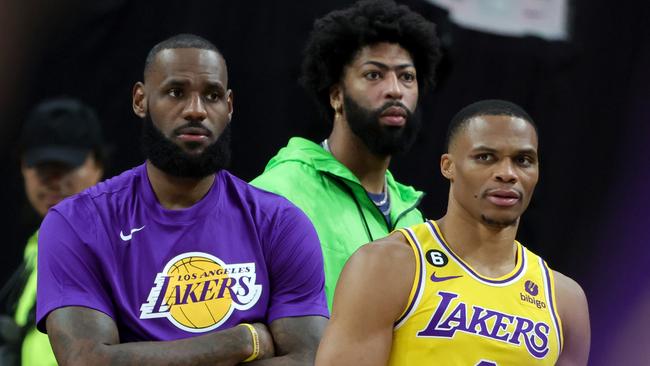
1, 1, 648, 364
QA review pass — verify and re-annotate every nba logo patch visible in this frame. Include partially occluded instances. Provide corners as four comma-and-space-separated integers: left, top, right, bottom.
140, 252, 262, 333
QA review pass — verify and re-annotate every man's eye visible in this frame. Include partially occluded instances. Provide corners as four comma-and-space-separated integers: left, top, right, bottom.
516, 155, 534, 166
364, 71, 381, 80
475, 154, 493, 162
205, 92, 220, 101
167, 88, 182, 98
401, 72, 416, 82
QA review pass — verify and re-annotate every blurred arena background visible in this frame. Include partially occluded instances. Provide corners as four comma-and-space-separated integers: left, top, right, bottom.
1, 0, 648, 364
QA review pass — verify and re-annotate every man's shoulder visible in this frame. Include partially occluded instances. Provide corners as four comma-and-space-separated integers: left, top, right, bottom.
222, 170, 308, 220
221, 172, 321, 257
353, 233, 413, 269
251, 152, 330, 206
87, 164, 144, 197
553, 270, 586, 304
266, 136, 324, 165
252, 138, 325, 185
251, 162, 325, 201
336, 233, 415, 316
53, 164, 143, 218
385, 170, 423, 205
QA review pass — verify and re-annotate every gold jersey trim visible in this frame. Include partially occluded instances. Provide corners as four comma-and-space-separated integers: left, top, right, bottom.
541, 259, 564, 351
394, 227, 427, 329
427, 221, 528, 286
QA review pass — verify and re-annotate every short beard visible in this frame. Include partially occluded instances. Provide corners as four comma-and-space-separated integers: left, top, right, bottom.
141, 114, 231, 178
481, 214, 519, 228
343, 94, 421, 157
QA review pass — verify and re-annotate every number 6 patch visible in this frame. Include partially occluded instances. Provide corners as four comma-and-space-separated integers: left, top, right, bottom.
425, 249, 448, 267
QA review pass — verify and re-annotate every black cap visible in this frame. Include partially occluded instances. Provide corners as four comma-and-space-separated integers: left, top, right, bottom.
21, 98, 104, 168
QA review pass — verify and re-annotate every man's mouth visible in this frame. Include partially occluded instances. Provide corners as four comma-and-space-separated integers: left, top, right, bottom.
485, 189, 521, 207
379, 106, 408, 126
175, 126, 211, 143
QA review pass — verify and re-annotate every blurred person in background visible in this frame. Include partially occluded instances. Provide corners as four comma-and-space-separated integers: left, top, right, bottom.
0, 97, 105, 366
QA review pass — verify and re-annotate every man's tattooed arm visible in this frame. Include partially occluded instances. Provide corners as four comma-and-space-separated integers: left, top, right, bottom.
249, 315, 328, 365
46, 306, 275, 366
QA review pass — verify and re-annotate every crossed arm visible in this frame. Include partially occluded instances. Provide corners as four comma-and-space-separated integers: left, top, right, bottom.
46, 307, 327, 366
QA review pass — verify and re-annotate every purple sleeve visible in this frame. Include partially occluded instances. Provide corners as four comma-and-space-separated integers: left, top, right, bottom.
265, 205, 329, 323
36, 204, 115, 333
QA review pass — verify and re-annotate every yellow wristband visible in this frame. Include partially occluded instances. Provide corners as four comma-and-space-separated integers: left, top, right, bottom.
241, 323, 259, 363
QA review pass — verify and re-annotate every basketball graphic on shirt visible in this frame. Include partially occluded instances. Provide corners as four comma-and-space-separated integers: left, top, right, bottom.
166, 256, 234, 330
140, 252, 262, 333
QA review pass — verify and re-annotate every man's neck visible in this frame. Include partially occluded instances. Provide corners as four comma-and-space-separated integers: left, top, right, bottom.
146, 160, 215, 210
327, 119, 390, 194
436, 200, 520, 278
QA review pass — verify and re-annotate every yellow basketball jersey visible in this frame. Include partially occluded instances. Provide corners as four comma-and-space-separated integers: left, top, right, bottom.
388, 220, 563, 366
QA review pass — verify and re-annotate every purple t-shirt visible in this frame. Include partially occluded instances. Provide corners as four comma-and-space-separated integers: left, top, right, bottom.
37, 164, 328, 341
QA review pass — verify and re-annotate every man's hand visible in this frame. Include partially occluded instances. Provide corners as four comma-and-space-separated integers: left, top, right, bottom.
46, 307, 325, 366
249, 316, 328, 365
47, 306, 260, 366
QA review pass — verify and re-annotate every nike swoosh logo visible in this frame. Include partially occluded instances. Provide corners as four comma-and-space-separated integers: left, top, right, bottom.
119, 226, 145, 241
430, 272, 463, 282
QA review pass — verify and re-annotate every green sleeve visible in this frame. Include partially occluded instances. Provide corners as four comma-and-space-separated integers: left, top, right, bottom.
21, 327, 57, 366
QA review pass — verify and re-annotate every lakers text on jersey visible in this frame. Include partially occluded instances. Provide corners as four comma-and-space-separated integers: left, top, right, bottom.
140, 252, 262, 333
388, 220, 563, 366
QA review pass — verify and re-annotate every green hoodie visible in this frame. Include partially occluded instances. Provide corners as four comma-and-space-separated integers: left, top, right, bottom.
251, 137, 424, 308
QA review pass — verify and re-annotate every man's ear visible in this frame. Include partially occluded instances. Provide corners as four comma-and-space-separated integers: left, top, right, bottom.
132, 82, 147, 118
440, 153, 454, 181
329, 84, 343, 116
226, 89, 234, 122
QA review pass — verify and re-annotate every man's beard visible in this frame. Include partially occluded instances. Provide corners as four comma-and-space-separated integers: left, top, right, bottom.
480, 214, 519, 228
343, 94, 421, 157
141, 114, 231, 178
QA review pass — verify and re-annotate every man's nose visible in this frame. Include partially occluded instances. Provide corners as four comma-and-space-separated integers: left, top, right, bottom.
384, 72, 403, 100
38, 166, 67, 188
494, 160, 518, 183
39, 167, 81, 195
182, 93, 207, 121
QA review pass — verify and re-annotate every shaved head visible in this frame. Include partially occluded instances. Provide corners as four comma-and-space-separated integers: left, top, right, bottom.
143, 33, 224, 79
445, 99, 537, 152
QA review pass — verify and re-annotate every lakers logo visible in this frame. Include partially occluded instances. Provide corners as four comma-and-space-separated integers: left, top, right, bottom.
140, 252, 262, 333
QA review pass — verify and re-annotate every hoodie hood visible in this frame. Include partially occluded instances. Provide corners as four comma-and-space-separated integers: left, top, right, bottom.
263, 137, 423, 208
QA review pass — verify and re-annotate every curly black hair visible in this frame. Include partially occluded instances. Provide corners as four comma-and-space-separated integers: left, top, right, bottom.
301, 0, 441, 121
